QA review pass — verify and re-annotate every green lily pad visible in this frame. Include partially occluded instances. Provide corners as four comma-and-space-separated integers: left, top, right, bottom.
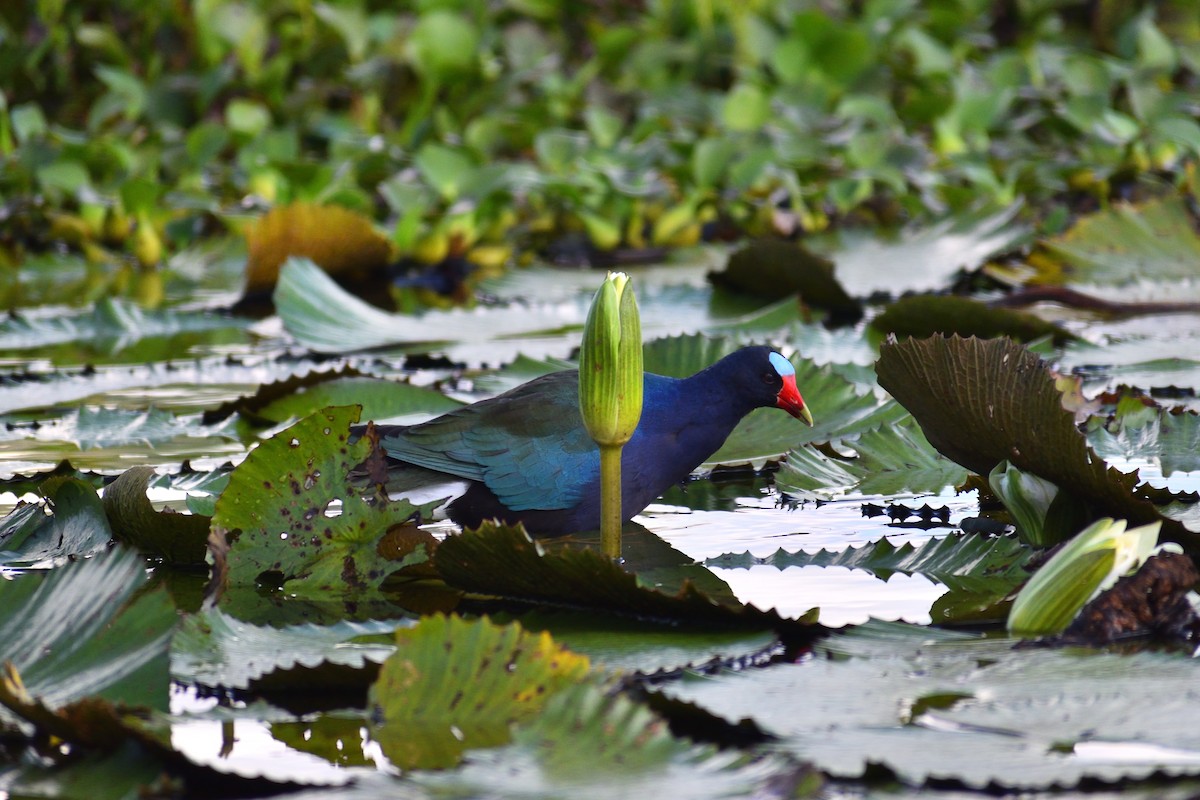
0, 546, 175, 710
434, 521, 819, 631
368, 614, 591, 770
706, 532, 1030, 595
171, 607, 401, 691
776, 416, 968, 498
411, 682, 801, 799
1040, 196, 1200, 286
815, 205, 1029, 296
710, 239, 862, 323
0, 480, 112, 568
211, 405, 437, 598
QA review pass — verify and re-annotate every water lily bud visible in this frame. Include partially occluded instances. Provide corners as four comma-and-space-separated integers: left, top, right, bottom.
1007, 517, 1163, 637
579, 271, 643, 447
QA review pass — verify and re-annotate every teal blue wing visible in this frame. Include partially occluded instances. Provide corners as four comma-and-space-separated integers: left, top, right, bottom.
377, 371, 598, 511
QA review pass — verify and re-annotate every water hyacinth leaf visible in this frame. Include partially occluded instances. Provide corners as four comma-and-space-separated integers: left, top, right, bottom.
814, 205, 1028, 296
171, 607, 400, 691
1007, 518, 1162, 637
411, 682, 795, 799
870, 295, 1073, 344
1039, 196, 1200, 286
211, 405, 436, 598
434, 521, 812, 631
776, 416, 968, 498
368, 614, 590, 770
0, 546, 175, 710
660, 620, 1200, 789
243, 203, 394, 295
875, 335, 1199, 551
102, 466, 210, 564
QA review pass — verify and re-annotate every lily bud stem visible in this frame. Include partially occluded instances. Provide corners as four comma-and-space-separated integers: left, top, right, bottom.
599, 445, 622, 558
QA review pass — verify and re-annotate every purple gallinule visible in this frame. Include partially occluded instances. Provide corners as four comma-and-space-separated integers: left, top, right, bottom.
372, 346, 812, 535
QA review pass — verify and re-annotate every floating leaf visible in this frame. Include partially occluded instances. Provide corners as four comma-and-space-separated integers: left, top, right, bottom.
816, 205, 1028, 296
710, 240, 862, 323
871, 295, 1073, 344
411, 683, 795, 799
0, 481, 111, 568
0, 547, 175, 710
660, 620, 1200, 789
1040, 196, 1200, 286
102, 466, 210, 565
211, 406, 435, 598
776, 416, 967, 498
368, 614, 590, 769
875, 335, 1199, 551
434, 521, 816, 631
171, 607, 400, 691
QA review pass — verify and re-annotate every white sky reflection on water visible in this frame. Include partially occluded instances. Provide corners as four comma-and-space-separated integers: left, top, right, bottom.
639, 488, 979, 626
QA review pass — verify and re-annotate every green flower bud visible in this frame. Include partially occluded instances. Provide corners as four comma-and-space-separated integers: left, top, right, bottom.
579, 272, 643, 447
1007, 517, 1164, 637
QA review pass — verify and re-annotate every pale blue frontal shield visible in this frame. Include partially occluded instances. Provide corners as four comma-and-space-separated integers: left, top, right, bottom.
768, 351, 795, 377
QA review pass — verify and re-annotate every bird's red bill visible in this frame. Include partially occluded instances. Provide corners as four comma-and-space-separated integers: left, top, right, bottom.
776, 374, 814, 426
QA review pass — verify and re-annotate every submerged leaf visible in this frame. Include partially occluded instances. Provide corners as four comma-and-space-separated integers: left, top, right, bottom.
368, 614, 590, 769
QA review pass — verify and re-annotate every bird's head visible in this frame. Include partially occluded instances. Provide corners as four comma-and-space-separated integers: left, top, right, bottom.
765, 351, 814, 426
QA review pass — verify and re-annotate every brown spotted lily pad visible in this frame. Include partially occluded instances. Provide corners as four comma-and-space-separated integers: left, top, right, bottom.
211, 405, 437, 598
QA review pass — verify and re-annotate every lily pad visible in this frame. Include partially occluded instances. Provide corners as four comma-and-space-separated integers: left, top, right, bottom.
1040, 196, 1200, 286
710, 239, 862, 323
102, 466, 210, 565
411, 682, 800, 799
171, 607, 401, 692
776, 415, 968, 498
659, 620, 1200, 789
0, 546, 176, 710
0, 480, 112, 568
815, 205, 1029, 296
368, 614, 590, 770
874, 335, 1200, 551
870, 295, 1074, 345
434, 521, 819, 631
211, 405, 436, 598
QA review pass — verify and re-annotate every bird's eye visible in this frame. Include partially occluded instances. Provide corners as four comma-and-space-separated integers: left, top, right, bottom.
762, 371, 777, 385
